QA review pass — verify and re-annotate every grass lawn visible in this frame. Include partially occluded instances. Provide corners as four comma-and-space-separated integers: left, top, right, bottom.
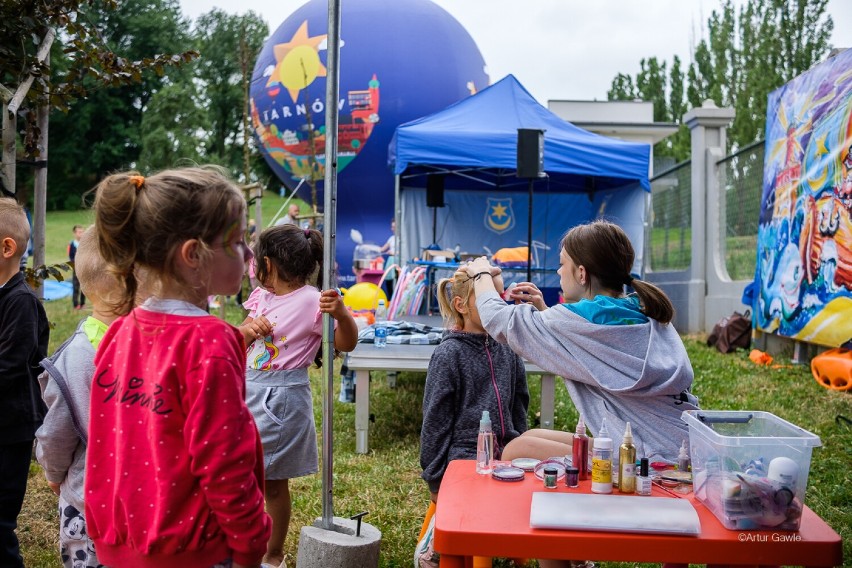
16, 206, 852, 567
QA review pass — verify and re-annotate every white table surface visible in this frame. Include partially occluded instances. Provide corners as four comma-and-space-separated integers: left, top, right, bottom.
346, 331, 556, 454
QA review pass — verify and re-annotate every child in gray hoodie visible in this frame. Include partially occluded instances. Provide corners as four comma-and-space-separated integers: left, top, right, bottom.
420, 268, 529, 501
36, 227, 119, 568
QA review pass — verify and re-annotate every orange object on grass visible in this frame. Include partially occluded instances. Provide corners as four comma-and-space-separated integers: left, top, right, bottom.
811, 347, 852, 391
749, 349, 774, 366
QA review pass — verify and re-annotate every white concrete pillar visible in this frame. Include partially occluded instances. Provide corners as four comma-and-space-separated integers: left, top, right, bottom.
683, 100, 735, 333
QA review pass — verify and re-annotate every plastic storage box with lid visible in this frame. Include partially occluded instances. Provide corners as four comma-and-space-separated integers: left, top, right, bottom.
681, 410, 821, 531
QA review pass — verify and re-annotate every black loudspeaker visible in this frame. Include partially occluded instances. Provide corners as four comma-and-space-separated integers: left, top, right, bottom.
426, 175, 445, 207
517, 128, 545, 178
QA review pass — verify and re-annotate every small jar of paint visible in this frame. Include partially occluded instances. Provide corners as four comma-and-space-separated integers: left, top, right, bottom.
564, 466, 580, 488
543, 466, 558, 489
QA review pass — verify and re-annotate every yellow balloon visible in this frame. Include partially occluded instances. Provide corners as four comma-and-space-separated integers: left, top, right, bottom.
341, 283, 387, 312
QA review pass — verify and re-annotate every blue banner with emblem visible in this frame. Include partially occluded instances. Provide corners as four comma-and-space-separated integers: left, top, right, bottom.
485, 198, 516, 234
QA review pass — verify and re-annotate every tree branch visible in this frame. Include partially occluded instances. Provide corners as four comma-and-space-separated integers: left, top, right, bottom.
0, 84, 12, 104
8, 28, 56, 115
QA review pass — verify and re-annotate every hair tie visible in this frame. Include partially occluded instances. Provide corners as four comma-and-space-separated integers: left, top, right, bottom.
624, 275, 634, 285
128, 175, 145, 190
304, 227, 311, 239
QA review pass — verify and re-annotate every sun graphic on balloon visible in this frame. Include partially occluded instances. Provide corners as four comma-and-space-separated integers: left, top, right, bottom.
266, 21, 328, 103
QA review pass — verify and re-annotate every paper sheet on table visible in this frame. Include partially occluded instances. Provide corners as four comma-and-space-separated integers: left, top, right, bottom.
530, 492, 700, 536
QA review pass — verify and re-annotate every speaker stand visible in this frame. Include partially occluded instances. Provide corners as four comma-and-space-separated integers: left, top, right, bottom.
527, 178, 533, 282
431, 206, 438, 247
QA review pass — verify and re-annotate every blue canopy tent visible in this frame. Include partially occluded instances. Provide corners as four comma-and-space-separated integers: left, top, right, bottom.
387, 74, 651, 289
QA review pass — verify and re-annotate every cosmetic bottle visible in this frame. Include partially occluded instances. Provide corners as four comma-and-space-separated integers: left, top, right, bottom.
476, 411, 494, 474
599, 418, 618, 487
677, 439, 690, 473
618, 422, 636, 493
636, 457, 652, 496
572, 415, 589, 480
590, 434, 613, 494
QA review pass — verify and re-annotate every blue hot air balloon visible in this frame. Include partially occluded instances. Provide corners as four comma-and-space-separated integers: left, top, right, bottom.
250, 0, 489, 282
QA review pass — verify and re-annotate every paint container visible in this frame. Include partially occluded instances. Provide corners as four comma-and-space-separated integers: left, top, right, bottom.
565, 466, 580, 488
491, 466, 525, 482
543, 467, 558, 489
511, 457, 540, 472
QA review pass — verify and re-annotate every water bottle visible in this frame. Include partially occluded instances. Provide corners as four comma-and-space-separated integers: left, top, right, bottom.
476, 410, 494, 474
374, 299, 388, 348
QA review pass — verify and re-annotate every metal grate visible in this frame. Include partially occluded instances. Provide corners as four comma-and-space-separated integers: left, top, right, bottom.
648, 160, 692, 272
717, 140, 764, 281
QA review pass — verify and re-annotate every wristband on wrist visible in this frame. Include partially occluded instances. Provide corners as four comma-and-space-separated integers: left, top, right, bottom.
473, 271, 492, 281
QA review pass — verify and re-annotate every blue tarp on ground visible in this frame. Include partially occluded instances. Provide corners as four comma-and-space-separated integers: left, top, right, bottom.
387, 74, 652, 278
43, 279, 73, 301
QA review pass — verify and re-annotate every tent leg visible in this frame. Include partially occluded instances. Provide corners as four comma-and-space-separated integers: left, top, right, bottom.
527, 178, 533, 282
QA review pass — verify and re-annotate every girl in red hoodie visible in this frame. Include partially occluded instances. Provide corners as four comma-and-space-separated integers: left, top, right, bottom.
86, 167, 271, 568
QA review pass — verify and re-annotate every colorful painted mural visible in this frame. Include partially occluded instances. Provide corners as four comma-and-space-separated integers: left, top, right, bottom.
755, 49, 852, 347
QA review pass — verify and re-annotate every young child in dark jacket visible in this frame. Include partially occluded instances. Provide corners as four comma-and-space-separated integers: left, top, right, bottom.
420, 268, 529, 501
0, 197, 50, 568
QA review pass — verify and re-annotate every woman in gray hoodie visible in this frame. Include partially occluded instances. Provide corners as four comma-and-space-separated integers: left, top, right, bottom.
464, 220, 699, 466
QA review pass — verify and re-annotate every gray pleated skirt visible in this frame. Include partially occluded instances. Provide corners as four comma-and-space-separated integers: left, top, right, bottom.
246, 368, 319, 480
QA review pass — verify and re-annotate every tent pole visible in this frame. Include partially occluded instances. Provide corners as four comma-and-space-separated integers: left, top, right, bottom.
527, 177, 533, 282
320, 0, 341, 531
394, 174, 401, 271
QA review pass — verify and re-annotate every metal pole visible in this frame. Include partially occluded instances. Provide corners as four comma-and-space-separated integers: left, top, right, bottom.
527, 177, 533, 282
321, 0, 342, 531
394, 174, 401, 271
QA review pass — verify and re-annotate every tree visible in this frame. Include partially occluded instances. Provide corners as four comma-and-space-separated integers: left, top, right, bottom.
45, 0, 198, 208
607, 0, 833, 161
636, 57, 668, 123
138, 81, 206, 170
667, 55, 690, 160
191, 10, 268, 174
0, 0, 197, 201
607, 73, 636, 101
135, 9, 275, 187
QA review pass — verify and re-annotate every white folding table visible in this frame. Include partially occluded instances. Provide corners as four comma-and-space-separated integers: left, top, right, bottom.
346, 341, 556, 454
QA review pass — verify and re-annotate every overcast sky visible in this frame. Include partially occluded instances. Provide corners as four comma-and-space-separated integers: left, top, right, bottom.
180, 0, 851, 103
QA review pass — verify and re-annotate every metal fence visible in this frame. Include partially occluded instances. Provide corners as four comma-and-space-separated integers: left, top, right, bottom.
647, 160, 692, 272
646, 140, 765, 280
718, 140, 764, 281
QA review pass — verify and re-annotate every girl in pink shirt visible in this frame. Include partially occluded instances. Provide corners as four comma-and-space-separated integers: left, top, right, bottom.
239, 224, 358, 568
87, 167, 271, 568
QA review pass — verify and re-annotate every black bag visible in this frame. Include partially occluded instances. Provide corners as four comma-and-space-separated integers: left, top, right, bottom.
707, 310, 752, 353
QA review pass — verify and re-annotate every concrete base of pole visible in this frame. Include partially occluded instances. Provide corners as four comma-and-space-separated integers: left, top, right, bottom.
296, 516, 381, 568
